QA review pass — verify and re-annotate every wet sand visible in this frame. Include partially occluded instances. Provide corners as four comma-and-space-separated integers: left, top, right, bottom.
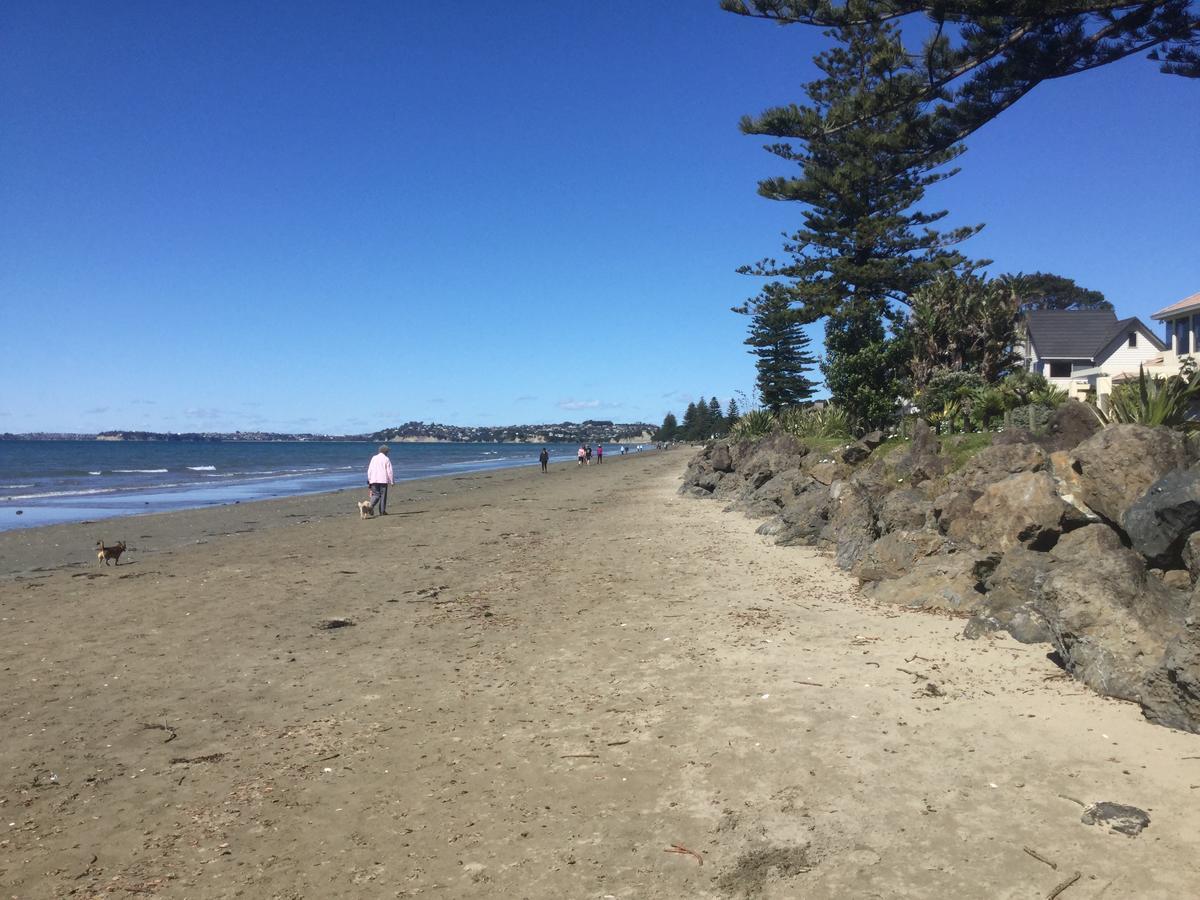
1, 451, 1198, 898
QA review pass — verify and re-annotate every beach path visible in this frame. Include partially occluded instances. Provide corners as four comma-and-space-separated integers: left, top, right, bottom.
1, 452, 1198, 898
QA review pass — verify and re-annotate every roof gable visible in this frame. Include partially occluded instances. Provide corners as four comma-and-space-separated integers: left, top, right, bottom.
1152, 291, 1200, 320
1094, 317, 1167, 361
1025, 309, 1118, 360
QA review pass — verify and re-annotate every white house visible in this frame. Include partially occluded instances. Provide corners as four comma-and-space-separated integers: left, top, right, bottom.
1019, 308, 1166, 403
1148, 291, 1200, 375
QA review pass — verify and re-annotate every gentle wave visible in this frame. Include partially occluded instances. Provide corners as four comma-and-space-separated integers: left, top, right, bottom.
187, 465, 216, 471
114, 468, 169, 474
89, 471, 102, 476
4, 487, 121, 501
0, 483, 35, 489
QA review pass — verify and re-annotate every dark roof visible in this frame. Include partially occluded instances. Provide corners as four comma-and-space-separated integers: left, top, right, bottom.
1025, 309, 1164, 360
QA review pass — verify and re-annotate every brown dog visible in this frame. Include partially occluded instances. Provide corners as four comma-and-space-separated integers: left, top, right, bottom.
96, 540, 127, 566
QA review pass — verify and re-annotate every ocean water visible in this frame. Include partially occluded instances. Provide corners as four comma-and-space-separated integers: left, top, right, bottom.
0, 440, 587, 532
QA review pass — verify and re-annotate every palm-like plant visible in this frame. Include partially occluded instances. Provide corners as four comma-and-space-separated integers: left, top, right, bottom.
730, 409, 776, 441
1093, 366, 1200, 429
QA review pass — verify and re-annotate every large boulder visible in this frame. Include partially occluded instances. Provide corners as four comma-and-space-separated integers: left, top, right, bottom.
841, 431, 885, 465
950, 442, 1047, 493
773, 483, 833, 547
1034, 525, 1185, 704
852, 530, 946, 583
1123, 469, 1200, 568
821, 480, 879, 570
861, 547, 996, 613
946, 470, 1090, 553
1068, 425, 1188, 526
890, 419, 945, 484
877, 488, 934, 534
978, 547, 1057, 644
710, 443, 733, 473
731, 468, 812, 518
931, 488, 983, 536
737, 434, 809, 489
1039, 400, 1102, 452
1141, 594, 1200, 732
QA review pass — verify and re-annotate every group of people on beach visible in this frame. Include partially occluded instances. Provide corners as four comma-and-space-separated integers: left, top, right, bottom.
575, 444, 604, 466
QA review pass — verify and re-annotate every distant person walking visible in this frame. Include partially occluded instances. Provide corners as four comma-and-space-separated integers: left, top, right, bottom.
539, 447, 549, 473
585, 445, 592, 464
596, 444, 603, 464
577, 445, 587, 466
367, 445, 394, 515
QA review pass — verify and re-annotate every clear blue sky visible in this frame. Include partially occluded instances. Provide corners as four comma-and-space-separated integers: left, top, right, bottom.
3, 2, 1197, 434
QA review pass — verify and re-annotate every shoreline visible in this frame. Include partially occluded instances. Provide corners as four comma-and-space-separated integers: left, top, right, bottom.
2, 451, 1197, 897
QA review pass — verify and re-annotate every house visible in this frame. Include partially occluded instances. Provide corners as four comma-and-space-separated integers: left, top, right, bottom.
1019, 308, 1166, 402
1149, 291, 1200, 373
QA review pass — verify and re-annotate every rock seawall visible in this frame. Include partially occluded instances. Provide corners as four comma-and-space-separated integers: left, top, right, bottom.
680, 403, 1200, 733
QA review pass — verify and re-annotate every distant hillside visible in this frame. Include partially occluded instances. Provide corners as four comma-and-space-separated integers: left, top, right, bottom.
2, 421, 657, 444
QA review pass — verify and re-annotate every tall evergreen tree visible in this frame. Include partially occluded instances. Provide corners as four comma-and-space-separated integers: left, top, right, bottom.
681, 402, 699, 441
708, 397, 724, 435
736, 283, 818, 412
655, 412, 678, 442
735, 22, 978, 424
725, 397, 741, 430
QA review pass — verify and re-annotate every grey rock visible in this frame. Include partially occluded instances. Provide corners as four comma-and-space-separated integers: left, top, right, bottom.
891, 419, 945, 484
1069, 424, 1187, 525
1005, 606, 1054, 644
822, 481, 879, 570
1040, 400, 1101, 453
932, 489, 983, 536
947, 470, 1090, 553
711, 443, 733, 473
774, 484, 833, 547
852, 530, 946, 583
1140, 593, 1200, 733
1123, 468, 1200, 568
1184, 532, 1200, 584
877, 488, 933, 534
951, 442, 1047, 493
963, 615, 1004, 640
861, 548, 993, 614
1080, 802, 1150, 837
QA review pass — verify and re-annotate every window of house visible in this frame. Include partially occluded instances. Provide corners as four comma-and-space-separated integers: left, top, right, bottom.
1128, 332, 1137, 348
1049, 361, 1071, 378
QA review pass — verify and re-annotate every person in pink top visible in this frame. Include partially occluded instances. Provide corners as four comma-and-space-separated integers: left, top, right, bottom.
367, 445, 394, 515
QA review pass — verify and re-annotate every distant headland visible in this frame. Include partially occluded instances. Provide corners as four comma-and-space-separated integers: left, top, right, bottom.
0, 420, 656, 445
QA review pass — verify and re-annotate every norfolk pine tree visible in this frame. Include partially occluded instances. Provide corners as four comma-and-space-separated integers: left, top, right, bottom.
735, 22, 979, 424
735, 283, 818, 413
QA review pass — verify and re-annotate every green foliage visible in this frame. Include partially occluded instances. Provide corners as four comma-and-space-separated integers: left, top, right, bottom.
914, 371, 986, 434
654, 412, 678, 442
907, 273, 1021, 390
722, 3, 1200, 147
916, 367, 1069, 434
1093, 365, 1200, 429
730, 408, 775, 441
1001, 271, 1112, 312
1004, 404, 1057, 433
822, 298, 911, 429
734, 283, 819, 412
776, 404, 855, 440
725, 397, 741, 432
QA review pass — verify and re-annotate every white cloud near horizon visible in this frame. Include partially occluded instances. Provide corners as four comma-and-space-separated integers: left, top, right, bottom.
558, 399, 621, 411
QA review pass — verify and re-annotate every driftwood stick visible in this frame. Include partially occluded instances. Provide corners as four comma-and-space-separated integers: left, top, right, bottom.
1023, 846, 1057, 870
897, 667, 927, 680
560, 753, 599, 759
1046, 871, 1081, 900
793, 680, 824, 687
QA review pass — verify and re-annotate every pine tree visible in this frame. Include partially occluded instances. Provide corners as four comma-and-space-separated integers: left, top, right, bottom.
737, 283, 819, 413
655, 412, 678, 442
681, 402, 698, 441
707, 397, 724, 436
735, 21, 979, 425
725, 397, 741, 430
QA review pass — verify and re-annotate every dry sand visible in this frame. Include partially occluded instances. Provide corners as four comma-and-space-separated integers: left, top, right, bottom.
1, 451, 1198, 899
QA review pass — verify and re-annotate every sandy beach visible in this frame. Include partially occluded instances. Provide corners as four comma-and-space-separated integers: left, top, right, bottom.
2, 451, 1198, 899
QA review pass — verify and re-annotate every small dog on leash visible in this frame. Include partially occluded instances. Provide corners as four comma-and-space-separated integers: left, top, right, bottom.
357, 499, 375, 519
96, 540, 127, 566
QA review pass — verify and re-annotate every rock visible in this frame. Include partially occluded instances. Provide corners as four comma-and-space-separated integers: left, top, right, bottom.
1040, 400, 1102, 452
1140, 593, 1200, 732
861, 548, 994, 614
821, 481, 879, 570
731, 468, 812, 518
852, 530, 946, 583
963, 615, 1004, 640
1034, 525, 1182, 703
891, 419, 945, 484
1123, 468, 1200, 568
805, 458, 848, 486
978, 547, 1057, 643
861, 429, 885, 449
1080, 802, 1151, 837
773, 484, 833, 547
318, 617, 355, 629
1161, 569, 1193, 591
932, 489, 983, 536
992, 427, 1035, 446
876, 488, 933, 534
1184, 533, 1200, 584
951, 442, 1047, 493
841, 438, 881, 465
1069, 424, 1188, 525
711, 443, 733, 473
947, 471, 1090, 553
739, 434, 809, 488
1005, 606, 1054, 644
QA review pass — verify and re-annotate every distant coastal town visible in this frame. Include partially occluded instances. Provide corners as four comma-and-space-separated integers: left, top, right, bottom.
0, 419, 657, 445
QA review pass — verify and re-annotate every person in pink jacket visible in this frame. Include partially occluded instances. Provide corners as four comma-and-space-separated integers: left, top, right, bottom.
367, 445, 394, 515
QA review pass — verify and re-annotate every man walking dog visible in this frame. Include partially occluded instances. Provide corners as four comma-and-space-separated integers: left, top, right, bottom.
367, 445, 394, 515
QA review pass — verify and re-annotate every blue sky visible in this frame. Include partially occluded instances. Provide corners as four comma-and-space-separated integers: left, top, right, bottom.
3, 2, 1197, 434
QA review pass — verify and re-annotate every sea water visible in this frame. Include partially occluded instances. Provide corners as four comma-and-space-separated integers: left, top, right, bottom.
0, 440, 584, 531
